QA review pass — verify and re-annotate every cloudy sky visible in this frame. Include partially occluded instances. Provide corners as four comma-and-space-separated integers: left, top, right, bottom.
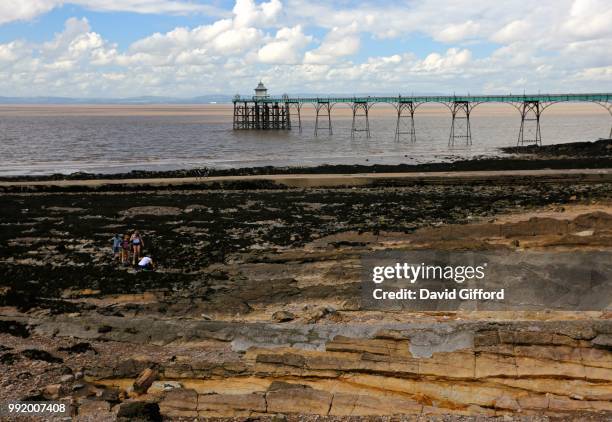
0, 0, 611, 97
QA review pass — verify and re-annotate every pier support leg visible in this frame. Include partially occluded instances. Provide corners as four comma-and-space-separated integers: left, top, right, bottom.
254, 103, 261, 129
284, 102, 291, 130
270, 103, 280, 129
296, 104, 301, 132
315, 101, 332, 136
288, 103, 302, 132
448, 101, 472, 146
244, 102, 251, 129
232, 101, 251, 129
395, 100, 417, 142
606, 104, 612, 139
593, 101, 612, 139
233, 102, 238, 129
258, 103, 270, 130
351, 102, 370, 138
517, 100, 542, 146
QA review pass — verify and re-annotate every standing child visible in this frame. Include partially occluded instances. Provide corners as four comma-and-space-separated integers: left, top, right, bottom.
121, 234, 131, 265
111, 234, 122, 261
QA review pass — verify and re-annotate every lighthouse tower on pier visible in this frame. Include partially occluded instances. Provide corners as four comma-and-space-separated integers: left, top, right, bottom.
232, 81, 290, 130
254, 81, 269, 99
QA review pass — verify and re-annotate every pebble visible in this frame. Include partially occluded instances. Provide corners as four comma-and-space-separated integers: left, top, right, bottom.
272, 310, 296, 323
59, 374, 74, 383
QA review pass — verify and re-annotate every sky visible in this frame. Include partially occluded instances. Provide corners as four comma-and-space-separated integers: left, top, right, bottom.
0, 0, 611, 97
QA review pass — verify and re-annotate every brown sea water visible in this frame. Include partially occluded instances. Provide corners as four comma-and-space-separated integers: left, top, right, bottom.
0, 103, 609, 176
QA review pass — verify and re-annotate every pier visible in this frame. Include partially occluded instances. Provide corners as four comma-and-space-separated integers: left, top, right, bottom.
233, 87, 612, 146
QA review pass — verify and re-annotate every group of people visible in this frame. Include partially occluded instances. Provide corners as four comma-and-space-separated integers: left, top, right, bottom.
111, 231, 155, 270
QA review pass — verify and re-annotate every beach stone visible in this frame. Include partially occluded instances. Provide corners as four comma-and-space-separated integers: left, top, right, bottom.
272, 310, 295, 322
0, 320, 30, 338
159, 388, 197, 414
60, 374, 74, 383
184, 204, 208, 213
78, 399, 112, 420
148, 381, 182, 394
133, 368, 157, 394
21, 349, 63, 363
43, 384, 62, 399
116, 401, 161, 421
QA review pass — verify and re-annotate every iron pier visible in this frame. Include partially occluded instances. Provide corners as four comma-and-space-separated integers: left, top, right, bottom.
233, 93, 612, 146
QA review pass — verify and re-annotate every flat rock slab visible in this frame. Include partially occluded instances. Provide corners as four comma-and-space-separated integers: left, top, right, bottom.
120, 206, 183, 216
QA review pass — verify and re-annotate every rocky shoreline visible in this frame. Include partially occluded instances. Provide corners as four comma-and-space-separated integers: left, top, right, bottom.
501, 138, 612, 157
1, 147, 612, 419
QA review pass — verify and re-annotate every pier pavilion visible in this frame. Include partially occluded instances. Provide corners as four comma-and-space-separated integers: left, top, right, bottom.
233, 89, 612, 146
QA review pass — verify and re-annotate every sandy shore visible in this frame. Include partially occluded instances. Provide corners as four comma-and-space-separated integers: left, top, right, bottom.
1, 168, 611, 190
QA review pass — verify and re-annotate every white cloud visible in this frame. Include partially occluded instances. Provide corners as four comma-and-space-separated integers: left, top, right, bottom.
574, 66, 612, 81
258, 25, 311, 64
563, 0, 612, 39
0, 0, 611, 96
435, 20, 480, 43
0, 0, 224, 25
233, 0, 282, 28
414, 48, 472, 73
303, 24, 360, 64
209, 27, 261, 55
284, 0, 517, 41
76, 0, 221, 15
0, 0, 56, 25
39, 17, 119, 68
562, 38, 612, 67
490, 20, 531, 44
0, 41, 25, 63
127, 14, 264, 64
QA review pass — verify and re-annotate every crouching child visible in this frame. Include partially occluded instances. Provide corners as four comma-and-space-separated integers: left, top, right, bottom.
137, 255, 155, 271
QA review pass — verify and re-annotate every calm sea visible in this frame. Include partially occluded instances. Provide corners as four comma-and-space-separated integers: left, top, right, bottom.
0, 104, 609, 176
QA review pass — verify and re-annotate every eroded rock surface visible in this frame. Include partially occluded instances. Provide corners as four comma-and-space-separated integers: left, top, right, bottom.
0, 177, 611, 419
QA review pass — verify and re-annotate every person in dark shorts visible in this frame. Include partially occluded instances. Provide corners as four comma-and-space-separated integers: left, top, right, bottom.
130, 230, 144, 265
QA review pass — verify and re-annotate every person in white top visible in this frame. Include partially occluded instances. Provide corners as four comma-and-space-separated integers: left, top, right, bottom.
138, 256, 155, 271
130, 230, 144, 265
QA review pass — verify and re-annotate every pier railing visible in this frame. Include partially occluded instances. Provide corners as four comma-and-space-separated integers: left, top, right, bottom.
236, 93, 612, 104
